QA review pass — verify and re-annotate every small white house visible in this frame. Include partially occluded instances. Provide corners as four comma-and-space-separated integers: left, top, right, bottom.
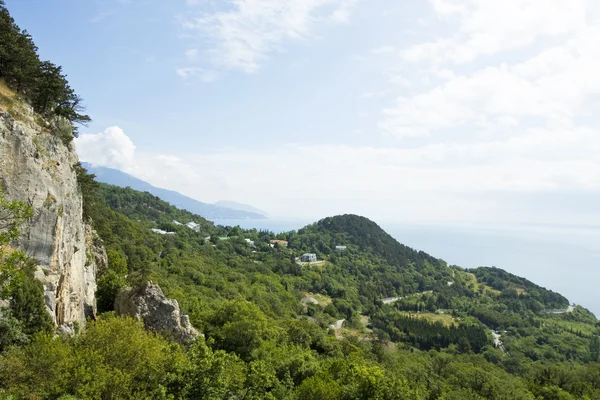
301, 253, 317, 263
335, 246, 347, 251
172, 220, 183, 225
245, 238, 255, 247
151, 228, 176, 235
186, 222, 201, 231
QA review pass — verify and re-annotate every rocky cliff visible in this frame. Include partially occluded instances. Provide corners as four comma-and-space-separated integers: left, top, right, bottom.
0, 108, 105, 330
115, 282, 199, 345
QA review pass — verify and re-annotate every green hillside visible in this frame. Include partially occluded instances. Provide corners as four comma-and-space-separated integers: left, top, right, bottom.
2, 2, 600, 396
5, 178, 600, 399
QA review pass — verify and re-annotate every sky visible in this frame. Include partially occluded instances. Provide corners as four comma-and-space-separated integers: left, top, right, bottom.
7, 0, 600, 224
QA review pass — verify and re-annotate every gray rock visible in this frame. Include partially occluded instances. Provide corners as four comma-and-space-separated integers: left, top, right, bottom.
115, 282, 199, 345
0, 109, 104, 330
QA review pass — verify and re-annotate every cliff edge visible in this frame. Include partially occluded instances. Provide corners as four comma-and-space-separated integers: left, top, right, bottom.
0, 107, 105, 330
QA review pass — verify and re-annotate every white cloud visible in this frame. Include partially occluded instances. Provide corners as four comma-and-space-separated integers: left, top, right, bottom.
179, 0, 357, 73
75, 126, 600, 223
403, 0, 592, 64
388, 74, 411, 86
175, 67, 217, 82
379, 0, 600, 138
185, 48, 199, 59
372, 45, 395, 55
74, 127, 136, 171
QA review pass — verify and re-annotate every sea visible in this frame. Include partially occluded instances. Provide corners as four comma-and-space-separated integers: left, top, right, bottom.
212, 219, 600, 316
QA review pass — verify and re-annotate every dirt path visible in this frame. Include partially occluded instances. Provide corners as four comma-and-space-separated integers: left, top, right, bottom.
543, 304, 576, 314
331, 319, 345, 329
381, 290, 433, 305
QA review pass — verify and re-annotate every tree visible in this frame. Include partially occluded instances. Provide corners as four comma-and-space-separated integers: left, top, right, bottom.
0, 4, 90, 142
9, 260, 53, 335
0, 189, 33, 297
590, 336, 600, 362
206, 300, 281, 360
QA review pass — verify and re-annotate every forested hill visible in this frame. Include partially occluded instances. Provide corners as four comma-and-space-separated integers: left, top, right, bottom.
4, 179, 600, 398
302, 214, 445, 269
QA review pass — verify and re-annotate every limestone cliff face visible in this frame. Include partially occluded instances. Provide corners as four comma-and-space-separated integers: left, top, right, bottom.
0, 109, 104, 329
115, 282, 199, 345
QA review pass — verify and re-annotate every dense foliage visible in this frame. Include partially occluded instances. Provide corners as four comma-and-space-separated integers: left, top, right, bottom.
0, 1, 90, 140
4, 171, 595, 399
2, 4, 600, 398
0, 190, 52, 352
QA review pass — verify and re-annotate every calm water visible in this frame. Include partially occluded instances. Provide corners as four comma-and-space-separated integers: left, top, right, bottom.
213, 219, 600, 316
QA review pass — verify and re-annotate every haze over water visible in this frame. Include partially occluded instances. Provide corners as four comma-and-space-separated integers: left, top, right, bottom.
215, 219, 600, 316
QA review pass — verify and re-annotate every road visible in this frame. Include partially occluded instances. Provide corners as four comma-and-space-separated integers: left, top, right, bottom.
381, 291, 433, 305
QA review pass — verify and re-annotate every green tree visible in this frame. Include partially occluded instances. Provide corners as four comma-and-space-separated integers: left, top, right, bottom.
589, 336, 600, 362
185, 337, 247, 399
9, 262, 53, 335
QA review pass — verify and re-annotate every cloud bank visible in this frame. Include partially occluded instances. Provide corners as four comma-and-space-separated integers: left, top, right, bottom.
75, 125, 600, 224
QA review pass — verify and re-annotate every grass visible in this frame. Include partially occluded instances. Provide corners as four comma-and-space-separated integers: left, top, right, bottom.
0, 80, 17, 115
33, 137, 47, 156
301, 292, 333, 307
515, 286, 527, 295
543, 316, 597, 337
0, 79, 14, 100
400, 312, 456, 327
0, 79, 32, 124
42, 160, 59, 168
43, 194, 57, 207
464, 272, 502, 296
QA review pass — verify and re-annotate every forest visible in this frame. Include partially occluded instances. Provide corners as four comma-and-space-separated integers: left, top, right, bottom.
4, 173, 600, 399
2, 2, 600, 398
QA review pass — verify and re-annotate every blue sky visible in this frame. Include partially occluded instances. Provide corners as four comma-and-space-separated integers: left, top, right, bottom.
7, 0, 600, 224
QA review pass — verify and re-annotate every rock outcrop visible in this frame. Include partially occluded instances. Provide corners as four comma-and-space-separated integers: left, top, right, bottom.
115, 282, 199, 345
0, 109, 104, 329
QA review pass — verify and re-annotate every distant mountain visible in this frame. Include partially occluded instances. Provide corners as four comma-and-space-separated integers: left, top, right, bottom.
215, 200, 268, 216
82, 163, 267, 220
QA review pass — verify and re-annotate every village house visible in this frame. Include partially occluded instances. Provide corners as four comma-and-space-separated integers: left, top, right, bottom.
301, 253, 317, 263
151, 228, 176, 235
335, 245, 347, 251
186, 222, 201, 231
270, 240, 288, 248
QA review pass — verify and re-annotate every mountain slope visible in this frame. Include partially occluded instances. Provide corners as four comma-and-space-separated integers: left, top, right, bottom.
5, 179, 600, 399
83, 163, 267, 220
215, 200, 268, 216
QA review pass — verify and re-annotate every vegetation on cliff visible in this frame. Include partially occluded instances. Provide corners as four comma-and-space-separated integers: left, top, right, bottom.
0, 0, 90, 141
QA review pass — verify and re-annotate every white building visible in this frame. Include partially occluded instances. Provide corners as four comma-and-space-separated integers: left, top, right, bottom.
335, 246, 347, 251
301, 253, 317, 263
186, 222, 201, 231
151, 228, 176, 235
